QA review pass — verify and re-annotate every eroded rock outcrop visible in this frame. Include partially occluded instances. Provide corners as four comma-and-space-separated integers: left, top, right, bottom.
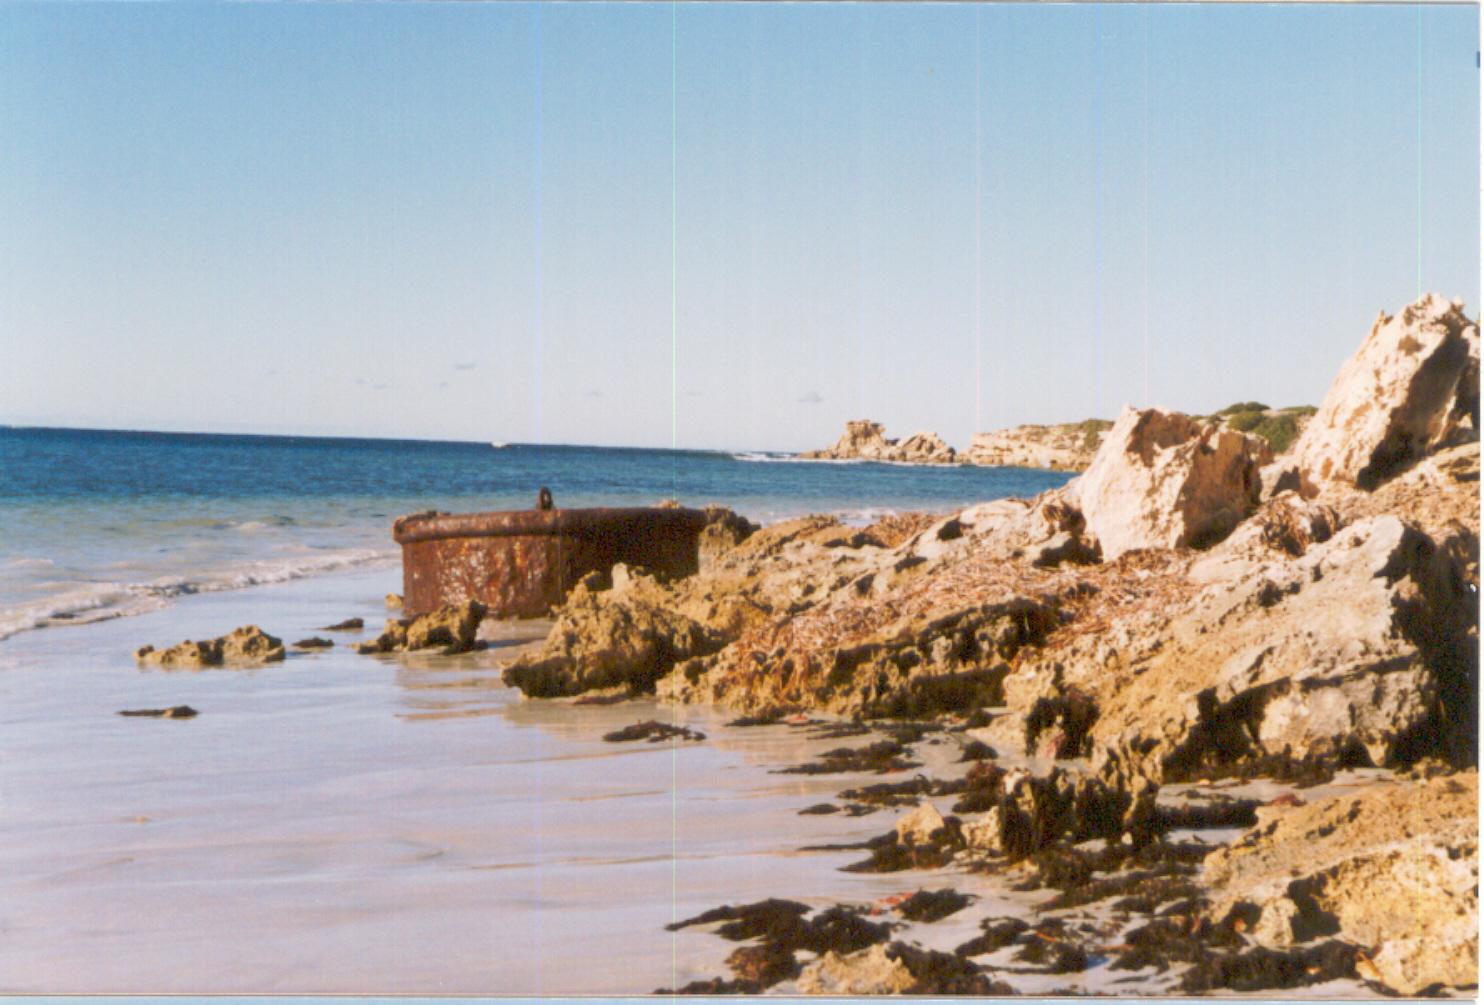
1071, 408, 1272, 559
502, 567, 726, 697
135, 625, 285, 668
1203, 771, 1478, 994
1281, 293, 1479, 492
355, 600, 486, 655
803, 421, 957, 464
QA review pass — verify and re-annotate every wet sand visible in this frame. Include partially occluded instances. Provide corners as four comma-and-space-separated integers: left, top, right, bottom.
0, 568, 1032, 994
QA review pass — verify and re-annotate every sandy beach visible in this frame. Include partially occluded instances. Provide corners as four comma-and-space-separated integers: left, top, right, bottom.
0, 567, 1054, 994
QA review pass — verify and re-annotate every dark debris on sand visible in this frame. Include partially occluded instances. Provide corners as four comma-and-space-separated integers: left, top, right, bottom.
321, 617, 364, 631
117, 705, 198, 719
895, 888, 974, 922
776, 739, 920, 775
602, 720, 706, 743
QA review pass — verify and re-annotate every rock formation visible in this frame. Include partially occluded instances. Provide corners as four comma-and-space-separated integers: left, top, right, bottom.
1203, 771, 1477, 995
1280, 293, 1479, 492
802, 421, 957, 464
355, 600, 486, 655
503, 294, 1478, 996
135, 625, 286, 667
1070, 408, 1272, 559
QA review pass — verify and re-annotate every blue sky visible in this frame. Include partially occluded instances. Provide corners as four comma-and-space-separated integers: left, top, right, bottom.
0, 2, 1477, 452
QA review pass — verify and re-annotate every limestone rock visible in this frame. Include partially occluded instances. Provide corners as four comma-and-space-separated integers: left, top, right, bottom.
385, 593, 403, 609
502, 576, 725, 697
135, 625, 285, 668
698, 505, 758, 572
1285, 294, 1479, 492
1074, 513, 1478, 782
355, 600, 486, 654
894, 431, 956, 464
796, 944, 915, 995
1203, 772, 1477, 994
894, 801, 947, 845
1071, 407, 1272, 559
802, 420, 957, 464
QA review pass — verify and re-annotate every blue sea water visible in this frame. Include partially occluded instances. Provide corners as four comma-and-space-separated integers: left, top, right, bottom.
0, 426, 1071, 640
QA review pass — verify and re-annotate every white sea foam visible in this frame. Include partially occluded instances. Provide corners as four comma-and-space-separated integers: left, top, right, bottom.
0, 547, 396, 642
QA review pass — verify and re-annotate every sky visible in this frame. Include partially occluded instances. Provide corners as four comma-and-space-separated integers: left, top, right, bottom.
0, 2, 1477, 453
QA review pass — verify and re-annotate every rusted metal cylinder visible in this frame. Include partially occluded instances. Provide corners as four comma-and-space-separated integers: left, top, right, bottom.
391, 507, 709, 618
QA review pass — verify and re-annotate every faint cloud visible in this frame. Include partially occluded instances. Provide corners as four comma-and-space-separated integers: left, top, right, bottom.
797, 390, 824, 405
453, 361, 478, 371
372, 383, 390, 391
438, 381, 450, 389
584, 388, 603, 399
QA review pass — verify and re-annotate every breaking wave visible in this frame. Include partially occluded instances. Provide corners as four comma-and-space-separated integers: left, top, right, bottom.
0, 547, 396, 642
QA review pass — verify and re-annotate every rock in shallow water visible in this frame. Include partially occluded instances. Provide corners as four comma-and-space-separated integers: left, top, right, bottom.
134, 625, 285, 668
355, 600, 486, 655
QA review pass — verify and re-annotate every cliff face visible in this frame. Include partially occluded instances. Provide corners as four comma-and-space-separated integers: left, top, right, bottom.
963, 421, 1111, 471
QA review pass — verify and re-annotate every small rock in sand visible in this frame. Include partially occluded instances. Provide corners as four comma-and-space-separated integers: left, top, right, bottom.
894, 801, 947, 846
797, 943, 915, 995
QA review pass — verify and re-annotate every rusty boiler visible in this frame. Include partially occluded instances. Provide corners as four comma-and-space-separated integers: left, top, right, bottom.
392, 496, 708, 618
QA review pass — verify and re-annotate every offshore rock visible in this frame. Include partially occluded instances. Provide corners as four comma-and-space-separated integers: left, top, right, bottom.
1283, 294, 1479, 492
135, 625, 286, 668
355, 600, 486, 655
1071, 407, 1272, 559
802, 420, 957, 464
1203, 771, 1477, 994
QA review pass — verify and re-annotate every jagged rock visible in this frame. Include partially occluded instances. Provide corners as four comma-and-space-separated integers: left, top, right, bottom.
355, 600, 486, 655
135, 625, 285, 668
964, 420, 1111, 472
698, 505, 758, 572
1071, 513, 1478, 782
502, 572, 725, 697
384, 593, 403, 609
796, 943, 916, 995
803, 420, 957, 464
1203, 772, 1477, 994
1071, 408, 1272, 559
894, 431, 957, 464
1283, 294, 1479, 492
894, 801, 947, 845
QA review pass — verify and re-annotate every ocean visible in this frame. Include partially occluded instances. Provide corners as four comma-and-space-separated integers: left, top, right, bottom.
0, 425, 1071, 642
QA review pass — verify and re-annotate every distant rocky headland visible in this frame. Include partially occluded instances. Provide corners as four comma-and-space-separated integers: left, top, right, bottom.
805, 406, 1318, 473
